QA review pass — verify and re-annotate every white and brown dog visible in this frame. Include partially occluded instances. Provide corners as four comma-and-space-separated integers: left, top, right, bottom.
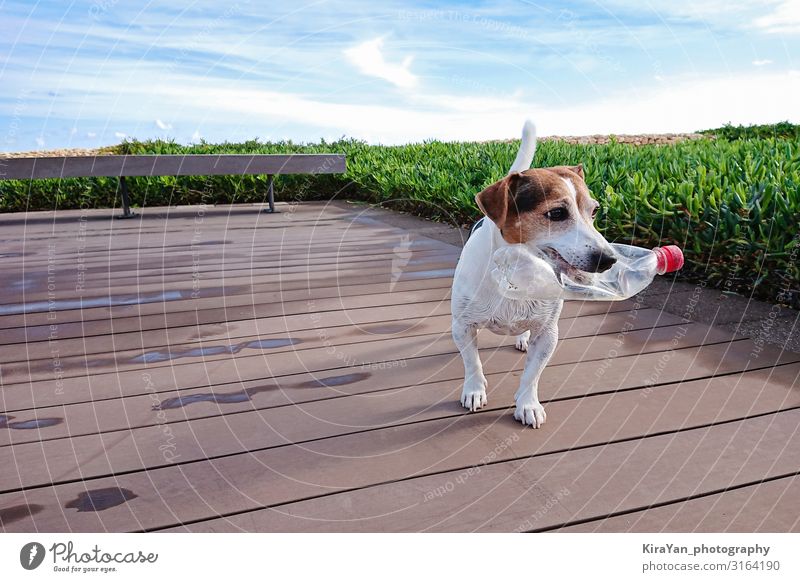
451, 120, 617, 427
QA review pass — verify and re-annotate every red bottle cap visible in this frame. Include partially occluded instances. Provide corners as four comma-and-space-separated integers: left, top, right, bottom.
653, 245, 684, 274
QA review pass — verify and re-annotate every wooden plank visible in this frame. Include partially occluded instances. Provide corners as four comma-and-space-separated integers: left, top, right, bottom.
0, 276, 456, 332
4, 230, 442, 260
0, 154, 346, 179
176, 407, 800, 533
0, 300, 450, 363
3, 238, 453, 270
12, 361, 796, 489
178, 410, 800, 532
0, 285, 455, 346
0, 223, 377, 248
1, 308, 680, 385
0, 223, 394, 252
2, 333, 784, 431
2, 221, 392, 251
559, 475, 800, 532
0, 264, 459, 319
0, 258, 459, 310
4, 247, 459, 288
0, 320, 734, 411
0, 285, 628, 349
0, 205, 444, 252
2, 370, 798, 532
0, 309, 698, 444
4, 319, 748, 444
2, 328, 795, 450
0, 302, 650, 364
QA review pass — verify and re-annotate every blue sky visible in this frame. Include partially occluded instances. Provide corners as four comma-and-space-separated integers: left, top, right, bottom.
1, 0, 799, 150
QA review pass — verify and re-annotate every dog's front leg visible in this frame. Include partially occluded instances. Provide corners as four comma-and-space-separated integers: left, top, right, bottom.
452, 319, 488, 411
514, 322, 558, 428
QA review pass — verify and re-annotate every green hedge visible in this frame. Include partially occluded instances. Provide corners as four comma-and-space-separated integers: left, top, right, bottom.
1, 133, 798, 307
701, 121, 800, 141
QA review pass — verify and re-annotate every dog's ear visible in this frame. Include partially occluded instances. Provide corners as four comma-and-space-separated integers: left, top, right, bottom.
475, 173, 521, 226
568, 163, 584, 179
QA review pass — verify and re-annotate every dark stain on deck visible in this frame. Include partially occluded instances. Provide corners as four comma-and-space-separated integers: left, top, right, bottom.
154, 385, 274, 410
0, 504, 44, 526
187, 323, 232, 341
65, 488, 138, 512
361, 323, 415, 335
0, 415, 63, 430
296, 372, 371, 388
132, 337, 300, 364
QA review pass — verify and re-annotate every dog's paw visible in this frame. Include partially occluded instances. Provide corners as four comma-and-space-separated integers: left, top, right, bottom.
514, 399, 547, 428
515, 331, 531, 352
460, 376, 488, 412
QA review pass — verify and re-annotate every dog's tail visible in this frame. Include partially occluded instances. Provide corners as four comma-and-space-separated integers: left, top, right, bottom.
508, 119, 536, 174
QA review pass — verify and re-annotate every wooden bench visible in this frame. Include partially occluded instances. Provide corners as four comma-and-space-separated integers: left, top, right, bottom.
0, 154, 347, 217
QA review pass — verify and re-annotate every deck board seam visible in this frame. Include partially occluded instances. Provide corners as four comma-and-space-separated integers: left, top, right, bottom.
530, 470, 800, 533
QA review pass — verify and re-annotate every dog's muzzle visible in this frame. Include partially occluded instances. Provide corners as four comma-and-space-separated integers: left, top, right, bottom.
587, 250, 617, 273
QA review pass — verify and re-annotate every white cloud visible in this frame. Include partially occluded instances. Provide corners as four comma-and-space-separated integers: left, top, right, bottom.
410, 90, 525, 114
754, 0, 800, 33
150, 69, 800, 142
191, 129, 201, 142
5, 59, 799, 146
155, 119, 172, 130
86, 132, 97, 138
535, 70, 800, 136
35, 136, 45, 147
753, 59, 773, 66
344, 37, 418, 89
114, 131, 126, 139
599, 0, 772, 25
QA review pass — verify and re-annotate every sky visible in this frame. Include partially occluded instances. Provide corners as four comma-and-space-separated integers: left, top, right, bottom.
1, 0, 799, 151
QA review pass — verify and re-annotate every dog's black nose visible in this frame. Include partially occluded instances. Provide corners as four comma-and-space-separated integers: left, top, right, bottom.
589, 251, 617, 273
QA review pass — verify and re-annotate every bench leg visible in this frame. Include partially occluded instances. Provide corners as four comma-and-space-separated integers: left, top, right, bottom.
262, 174, 276, 213
117, 176, 135, 219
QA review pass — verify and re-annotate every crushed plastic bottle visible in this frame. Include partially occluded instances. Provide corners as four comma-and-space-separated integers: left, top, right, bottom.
491, 243, 684, 301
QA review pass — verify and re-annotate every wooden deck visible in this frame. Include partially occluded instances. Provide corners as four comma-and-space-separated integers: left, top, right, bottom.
1, 201, 799, 533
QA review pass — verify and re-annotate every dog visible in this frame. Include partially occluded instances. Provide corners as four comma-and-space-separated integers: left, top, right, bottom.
451, 120, 617, 427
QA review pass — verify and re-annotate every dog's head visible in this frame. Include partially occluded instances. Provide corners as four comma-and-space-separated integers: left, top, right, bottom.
476, 165, 616, 277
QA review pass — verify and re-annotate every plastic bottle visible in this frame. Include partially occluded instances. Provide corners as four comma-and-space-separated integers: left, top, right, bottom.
491, 243, 684, 301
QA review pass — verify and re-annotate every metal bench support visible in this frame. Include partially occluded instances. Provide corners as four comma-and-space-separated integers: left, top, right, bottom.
263, 174, 276, 213
118, 176, 135, 219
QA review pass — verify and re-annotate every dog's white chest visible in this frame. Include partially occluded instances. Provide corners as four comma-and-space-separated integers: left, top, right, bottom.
460, 294, 561, 336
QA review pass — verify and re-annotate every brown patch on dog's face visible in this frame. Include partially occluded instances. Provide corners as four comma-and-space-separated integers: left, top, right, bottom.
476, 165, 614, 274
476, 166, 597, 244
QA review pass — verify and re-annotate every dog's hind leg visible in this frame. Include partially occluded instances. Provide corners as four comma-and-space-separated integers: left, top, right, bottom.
452, 319, 488, 412
513, 322, 558, 428
515, 330, 531, 352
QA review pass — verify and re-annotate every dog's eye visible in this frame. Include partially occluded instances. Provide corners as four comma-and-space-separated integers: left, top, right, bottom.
545, 208, 569, 221
591, 206, 600, 218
